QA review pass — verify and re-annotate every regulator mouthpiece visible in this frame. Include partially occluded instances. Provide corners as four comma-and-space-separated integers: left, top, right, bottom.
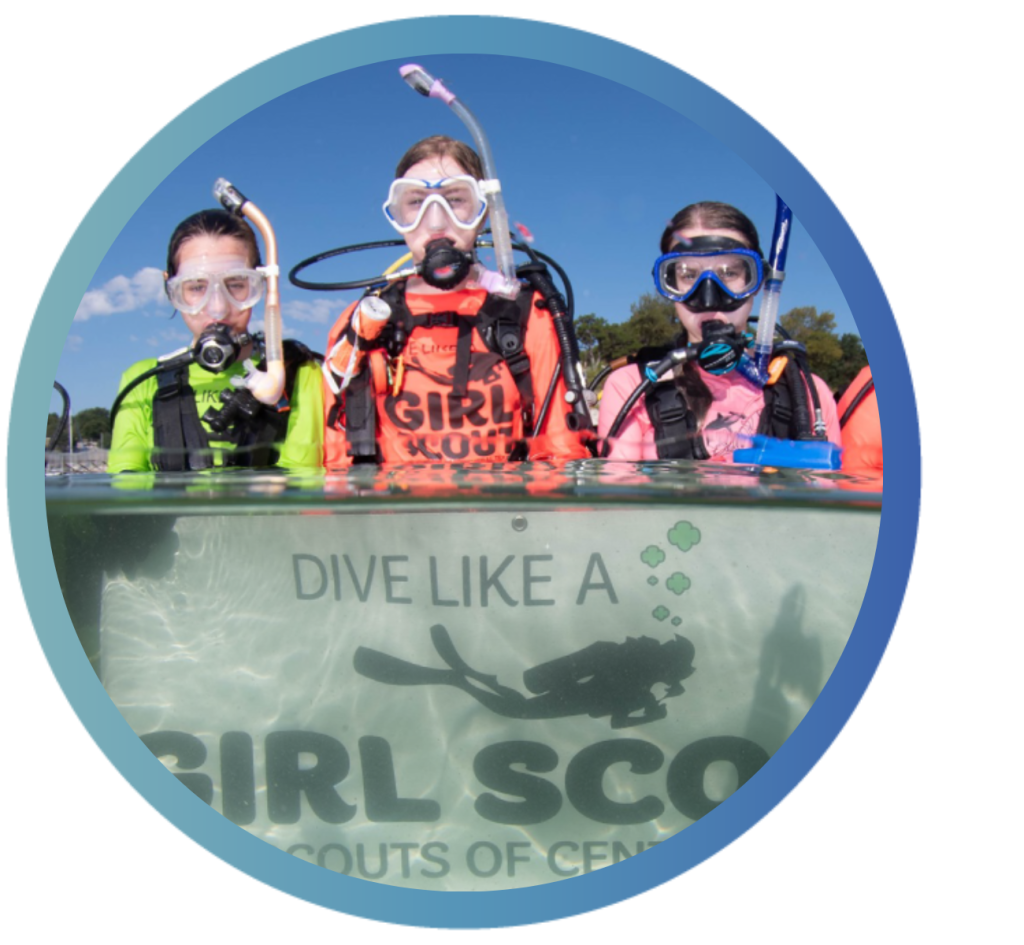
420, 238, 473, 290
695, 321, 746, 376
213, 178, 247, 215
194, 325, 249, 373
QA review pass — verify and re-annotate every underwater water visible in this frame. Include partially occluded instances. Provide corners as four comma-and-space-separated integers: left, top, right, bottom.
46, 461, 881, 890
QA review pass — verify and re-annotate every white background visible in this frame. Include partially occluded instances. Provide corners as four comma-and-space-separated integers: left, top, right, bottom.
1, 2, 1017, 941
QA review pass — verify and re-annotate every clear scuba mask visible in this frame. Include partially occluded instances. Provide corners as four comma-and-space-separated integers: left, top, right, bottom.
653, 236, 764, 312
166, 268, 266, 318
384, 176, 488, 234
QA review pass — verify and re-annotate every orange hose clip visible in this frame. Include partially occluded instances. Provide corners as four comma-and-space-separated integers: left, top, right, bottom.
767, 355, 788, 386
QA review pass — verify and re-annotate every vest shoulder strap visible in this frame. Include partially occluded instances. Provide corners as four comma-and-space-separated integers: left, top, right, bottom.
643, 379, 708, 460
152, 364, 212, 471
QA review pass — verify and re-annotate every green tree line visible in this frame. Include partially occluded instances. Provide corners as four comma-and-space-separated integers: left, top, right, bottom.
577, 294, 868, 395
45, 407, 112, 451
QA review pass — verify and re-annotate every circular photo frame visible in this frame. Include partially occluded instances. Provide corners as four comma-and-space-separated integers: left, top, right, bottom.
10, 16, 919, 929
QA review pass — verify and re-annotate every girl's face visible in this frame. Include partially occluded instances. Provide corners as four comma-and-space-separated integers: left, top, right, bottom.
670, 225, 757, 342
169, 234, 257, 342
399, 156, 482, 265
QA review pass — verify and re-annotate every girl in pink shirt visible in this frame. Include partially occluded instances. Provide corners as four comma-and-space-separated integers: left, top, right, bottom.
598, 202, 841, 462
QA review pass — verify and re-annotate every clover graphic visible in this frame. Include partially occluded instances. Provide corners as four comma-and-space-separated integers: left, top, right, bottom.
668, 522, 701, 552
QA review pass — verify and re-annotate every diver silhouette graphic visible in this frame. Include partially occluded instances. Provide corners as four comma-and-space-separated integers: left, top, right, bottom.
353, 625, 696, 729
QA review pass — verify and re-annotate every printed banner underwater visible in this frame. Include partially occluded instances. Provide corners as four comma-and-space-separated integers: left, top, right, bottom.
101, 505, 878, 890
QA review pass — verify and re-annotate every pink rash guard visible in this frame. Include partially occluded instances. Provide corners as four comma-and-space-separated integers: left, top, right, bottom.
597, 363, 842, 461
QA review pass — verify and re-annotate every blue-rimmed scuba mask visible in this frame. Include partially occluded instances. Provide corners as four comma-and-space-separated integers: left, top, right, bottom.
653, 235, 765, 312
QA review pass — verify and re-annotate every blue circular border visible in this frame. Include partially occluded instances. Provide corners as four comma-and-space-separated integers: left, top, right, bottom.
10, 16, 919, 929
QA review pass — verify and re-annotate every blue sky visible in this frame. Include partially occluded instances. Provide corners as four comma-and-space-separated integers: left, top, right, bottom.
53, 53, 856, 413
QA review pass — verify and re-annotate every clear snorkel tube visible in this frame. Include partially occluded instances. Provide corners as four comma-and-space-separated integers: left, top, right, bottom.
213, 178, 286, 406
399, 64, 520, 300
739, 196, 793, 386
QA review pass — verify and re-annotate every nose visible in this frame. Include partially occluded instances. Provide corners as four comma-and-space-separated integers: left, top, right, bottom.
204, 282, 229, 320
423, 199, 450, 232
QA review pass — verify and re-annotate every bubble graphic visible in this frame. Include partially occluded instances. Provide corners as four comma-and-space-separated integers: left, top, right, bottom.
647, 576, 658, 586
653, 606, 670, 622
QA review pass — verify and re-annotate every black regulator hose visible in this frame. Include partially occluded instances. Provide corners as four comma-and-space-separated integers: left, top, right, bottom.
600, 348, 693, 457
109, 350, 194, 427
840, 375, 874, 429
48, 381, 71, 452
771, 339, 823, 439
289, 239, 411, 291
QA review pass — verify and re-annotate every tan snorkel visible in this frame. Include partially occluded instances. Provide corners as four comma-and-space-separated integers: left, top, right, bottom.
213, 178, 286, 406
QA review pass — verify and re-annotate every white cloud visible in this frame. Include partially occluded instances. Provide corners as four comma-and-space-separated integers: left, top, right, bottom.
283, 298, 338, 325
64, 334, 83, 352
74, 267, 166, 321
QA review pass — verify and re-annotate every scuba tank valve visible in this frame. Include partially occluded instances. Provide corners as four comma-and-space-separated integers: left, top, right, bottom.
324, 295, 392, 395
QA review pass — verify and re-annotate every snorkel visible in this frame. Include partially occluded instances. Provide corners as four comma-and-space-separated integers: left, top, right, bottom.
213, 178, 285, 406
399, 64, 519, 300
738, 196, 793, 386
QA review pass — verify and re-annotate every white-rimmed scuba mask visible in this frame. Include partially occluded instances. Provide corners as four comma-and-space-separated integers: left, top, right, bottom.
383, 176, 488, 234
165, 256, 266, 318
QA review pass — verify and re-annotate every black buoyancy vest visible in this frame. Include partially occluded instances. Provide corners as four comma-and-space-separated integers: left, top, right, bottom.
641, 344, 821, 460
333, 282, 537, 463
152, 339, 315, 472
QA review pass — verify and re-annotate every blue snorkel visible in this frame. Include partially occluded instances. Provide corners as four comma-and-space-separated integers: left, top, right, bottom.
737, 195, 792, 386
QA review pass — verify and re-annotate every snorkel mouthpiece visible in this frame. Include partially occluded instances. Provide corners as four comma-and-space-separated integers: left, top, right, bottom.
213, 178, 247, 215
400, 64, 432, 95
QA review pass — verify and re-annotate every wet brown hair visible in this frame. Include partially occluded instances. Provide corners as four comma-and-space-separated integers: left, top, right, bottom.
661, 202, 762, 425
395, 135, 485, 181
166, 209, 261, 278
660, 201, 762, 257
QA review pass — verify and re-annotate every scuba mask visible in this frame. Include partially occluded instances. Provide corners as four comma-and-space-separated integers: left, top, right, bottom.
166, 267, 266, 318
384, 176, 488, 234
653, 236, 764, 313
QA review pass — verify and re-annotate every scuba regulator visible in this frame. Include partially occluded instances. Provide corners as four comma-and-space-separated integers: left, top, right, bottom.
193, 325, 252, 373
109, 325, 256, 428
419, 238, 475, 290
600, 321, 749, 455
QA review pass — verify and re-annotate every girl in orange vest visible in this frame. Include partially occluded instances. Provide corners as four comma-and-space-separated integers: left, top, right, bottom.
322, 136, 590, 468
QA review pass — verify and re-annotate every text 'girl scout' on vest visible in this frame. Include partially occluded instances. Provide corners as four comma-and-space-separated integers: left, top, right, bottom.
324, 280, 588, 466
